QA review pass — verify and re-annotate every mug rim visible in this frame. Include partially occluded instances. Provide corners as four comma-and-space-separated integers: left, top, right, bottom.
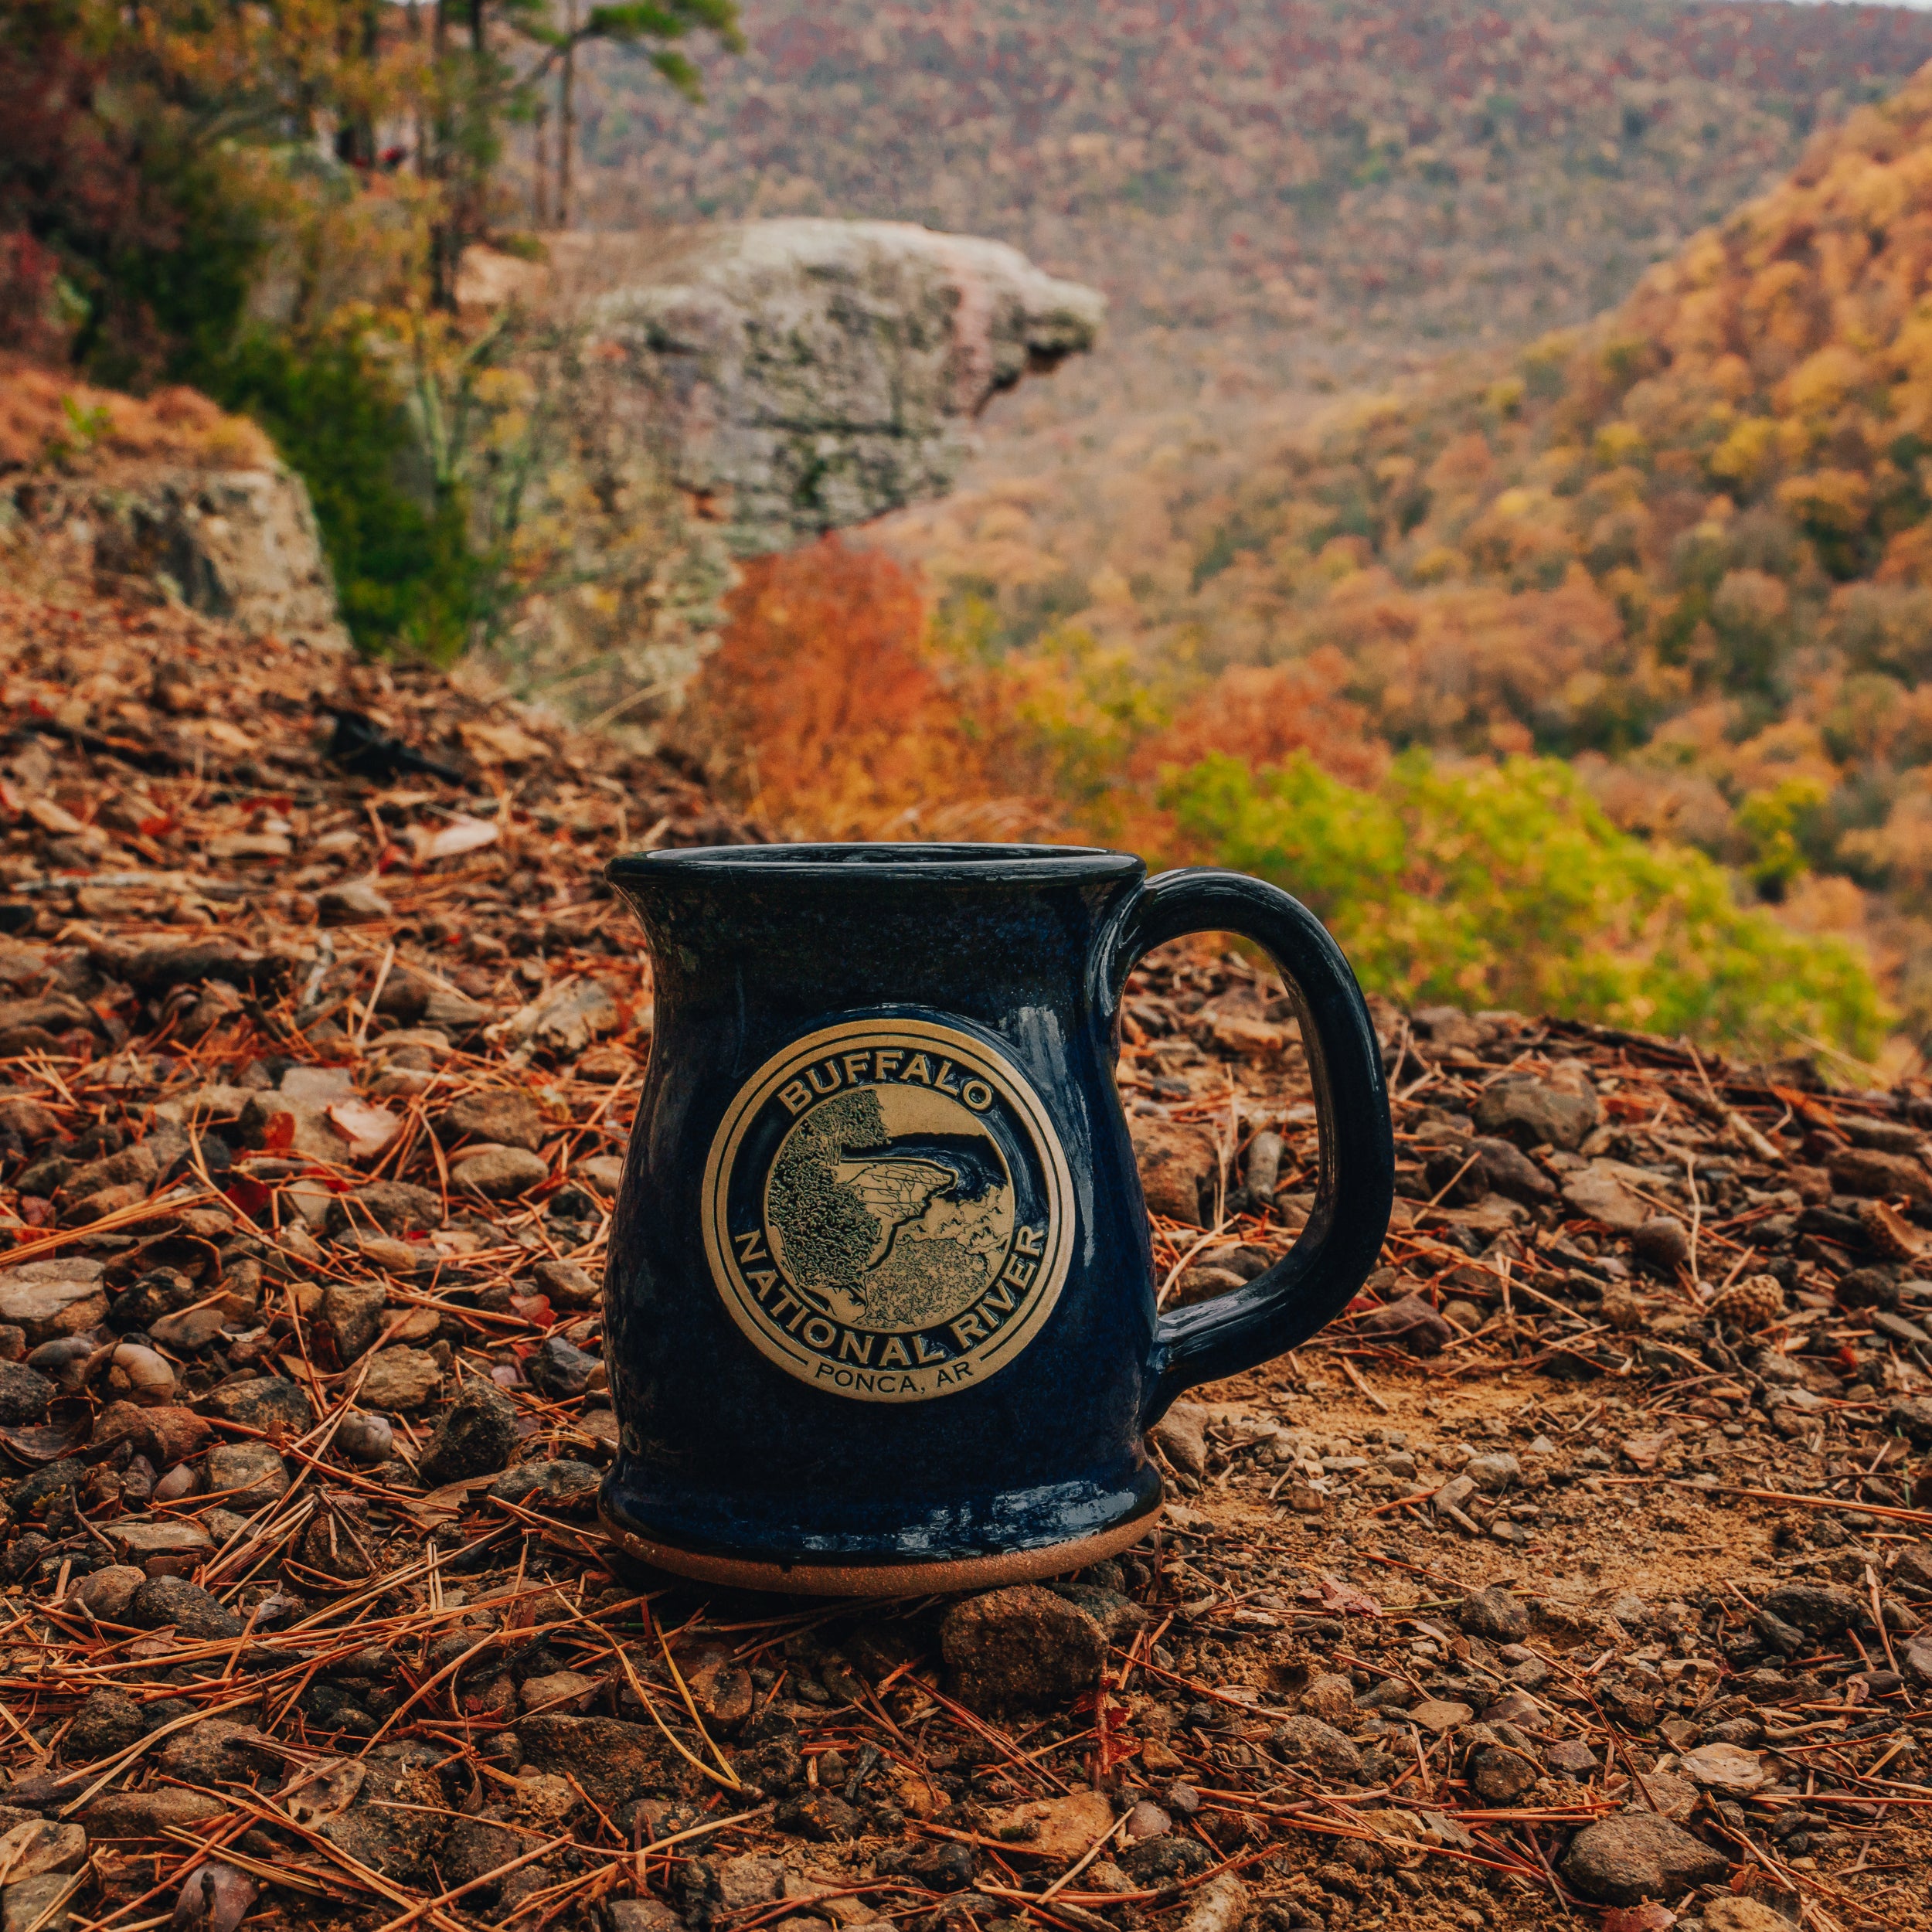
607, 842, 1145, 884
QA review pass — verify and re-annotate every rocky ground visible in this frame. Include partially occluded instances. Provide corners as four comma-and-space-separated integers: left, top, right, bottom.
0, 589, 1929, 1932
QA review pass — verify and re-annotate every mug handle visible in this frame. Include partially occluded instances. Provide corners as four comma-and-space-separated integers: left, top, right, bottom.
1104, 868, 1396, 1424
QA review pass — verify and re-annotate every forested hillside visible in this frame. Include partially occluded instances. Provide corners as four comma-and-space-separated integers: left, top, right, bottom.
583, 0, 1932, 405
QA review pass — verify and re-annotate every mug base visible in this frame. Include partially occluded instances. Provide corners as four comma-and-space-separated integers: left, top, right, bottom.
599, 1495, 1162, 1597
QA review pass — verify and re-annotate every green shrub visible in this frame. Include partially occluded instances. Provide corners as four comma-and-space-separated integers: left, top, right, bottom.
1158, 749, 1885, 1056
200, 328, 479, 656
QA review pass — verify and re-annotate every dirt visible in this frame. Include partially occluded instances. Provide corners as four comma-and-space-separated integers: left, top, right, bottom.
0, 585, 1927, 1932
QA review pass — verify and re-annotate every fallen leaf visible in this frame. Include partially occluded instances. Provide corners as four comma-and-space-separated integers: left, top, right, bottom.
413, 815, 499, 862
1602, 1907, 1675, 1932
1313, 1574, 1381, 1617
172, 1861, 256, 1932
281, 1757, 366, 1827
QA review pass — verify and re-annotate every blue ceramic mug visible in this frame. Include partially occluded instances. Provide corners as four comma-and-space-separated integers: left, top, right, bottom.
600, 844, 1393, 1593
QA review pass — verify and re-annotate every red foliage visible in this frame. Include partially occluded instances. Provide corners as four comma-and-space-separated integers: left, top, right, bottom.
0, 6, 177, 366
689, 539, 1002, 838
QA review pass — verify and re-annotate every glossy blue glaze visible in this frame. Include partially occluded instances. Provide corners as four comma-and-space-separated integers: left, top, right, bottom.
600, 843, 1392, 1575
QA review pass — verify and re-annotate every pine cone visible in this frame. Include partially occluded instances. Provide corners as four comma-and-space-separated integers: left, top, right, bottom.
1859, 1196, 1930, 1264
1707, 1274, 1786, 1330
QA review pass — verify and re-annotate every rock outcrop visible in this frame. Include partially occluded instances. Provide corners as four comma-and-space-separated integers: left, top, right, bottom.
582, 219, 1104, 553
1, 366, 346, 649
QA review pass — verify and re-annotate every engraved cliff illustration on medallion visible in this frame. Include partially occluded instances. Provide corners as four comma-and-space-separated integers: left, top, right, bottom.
702, 1020, 1075, 1402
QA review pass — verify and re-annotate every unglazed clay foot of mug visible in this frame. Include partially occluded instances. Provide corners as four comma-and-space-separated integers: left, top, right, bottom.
599, 1492, 1164, 1597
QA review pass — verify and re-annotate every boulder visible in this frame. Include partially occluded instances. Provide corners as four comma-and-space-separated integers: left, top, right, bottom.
585, 219, 1104, 556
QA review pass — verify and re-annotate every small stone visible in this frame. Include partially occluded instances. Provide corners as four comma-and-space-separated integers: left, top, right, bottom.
1562, 1167, 1650, 1230
1298, 1672, 1355, 1724
1468, 1137, 1556, 1205
1828, 1146, 1932, 1206
66, 1686, 143, 1757
1472, 1076, 1600, 1151
1761, 1583, 1859, 1635
357, 1348, 443, 1414
0, 1366, 52, 1427
81, 1787, 228, 1835
1150, 1401, 1208, 1476
0, 1821, 83, 1886
577, 1155, 626, 1192
607, 1904, 683, 1932
67, 1566, 145, 1622
1177, 1873, 1247, 1932
1407, 1699, 1474, 1734
199, 1377, 315, 1435
2, 1872, 77, 1932
1267, 1716, 1363, 1780
324, 1282, 388, 1362
1460, 1587, 1530, 1642
0, 1261, 108, 1346
1470, 1743, 1537, 1804
987, 1789, 1114, 1859
1560, 1813, 1730, 1905
716, 1856, 786, 1910
442, 1089, 547, 1154
1128, 1117, 1219, 1224
1633, 1215, 1692, 1272
155, 1718, 273, 1784
1125, 1799, 1170, 1840
520, 1671, 600, 1712
318, 880, 393, 927
487, 1460, 600, 1515
90, 1403, 209, 1467
532, 1259, 601, 1308
206, 1442, 290, 1507
451, 1145, 549, 1199
418, 1380, 519, 1485
1543, 1740, 1600, 1777
940, 1584, 1107, 1712
1888, 1396, 1932, 1446
127, 1577, 242, 1640
527, 1336, 597, 1400
1705, 1901, 1804, 1932
1464, 1452, 1521, 1492
336, 1413, 394, 1464
148, 1305, 226, 1351
1356, 1293, 1455, 1356
107, 1519, 213, 1563
323, 1182, 444, 1239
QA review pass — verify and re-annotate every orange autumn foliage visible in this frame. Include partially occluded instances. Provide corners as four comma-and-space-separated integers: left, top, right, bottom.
1127, 648, 1387, 791
688, 539, 1058, 841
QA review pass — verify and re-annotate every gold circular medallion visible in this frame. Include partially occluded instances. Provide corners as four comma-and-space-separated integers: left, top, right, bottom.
702, 1019, 1074, 1403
